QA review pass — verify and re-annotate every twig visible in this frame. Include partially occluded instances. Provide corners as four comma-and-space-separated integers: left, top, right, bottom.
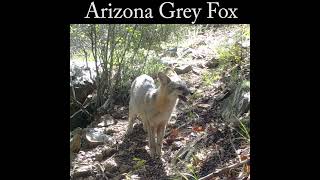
198, 159, 250, 180
173, 133, 207, 164
71, 97, 93, 118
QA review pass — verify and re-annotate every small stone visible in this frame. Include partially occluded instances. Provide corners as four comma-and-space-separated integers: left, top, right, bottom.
105, 129, 116, 135
192, 68, 201, 75
70, 133, 82, 153
103, 158, 118, 173
172, 141, 183, 151
205, 59, 219, 69
174, 65, 193, 74
94, 153, 103, 161
102, 147, 116, 158
73, 165, 92, 178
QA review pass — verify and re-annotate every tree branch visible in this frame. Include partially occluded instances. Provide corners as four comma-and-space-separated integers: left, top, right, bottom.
198, 159, 250, 180
71, 96, 93, 118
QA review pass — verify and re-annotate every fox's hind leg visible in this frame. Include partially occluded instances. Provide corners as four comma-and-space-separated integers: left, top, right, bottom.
127, 101, 136, 134
148, 125, 157, 158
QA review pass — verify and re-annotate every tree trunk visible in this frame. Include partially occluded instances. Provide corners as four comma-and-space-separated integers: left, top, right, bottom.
83, 49, 93, 83
90, 24, 102, 108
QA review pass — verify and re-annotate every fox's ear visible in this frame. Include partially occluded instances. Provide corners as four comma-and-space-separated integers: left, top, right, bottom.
158, 72, 171, 84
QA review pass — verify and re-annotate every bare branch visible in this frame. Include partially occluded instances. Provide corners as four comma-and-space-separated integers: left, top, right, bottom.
198, 159, 250, 180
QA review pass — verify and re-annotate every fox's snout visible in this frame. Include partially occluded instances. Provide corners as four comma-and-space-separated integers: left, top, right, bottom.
182, 87, 191, 96
177, 85, 191, 102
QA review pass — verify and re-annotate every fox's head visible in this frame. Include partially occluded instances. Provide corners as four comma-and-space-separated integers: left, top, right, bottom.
158, 68, 191, 102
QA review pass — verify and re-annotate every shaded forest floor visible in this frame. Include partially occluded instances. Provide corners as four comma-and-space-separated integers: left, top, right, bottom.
70, 25, 250, 180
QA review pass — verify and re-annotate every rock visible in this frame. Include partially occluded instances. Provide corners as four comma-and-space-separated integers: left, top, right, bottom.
102, 158, 118, 173
178, 47, 193, 57
79, 151, 85, 156
97, 114, 114, 127
215, 90, 231, 102
221, 81, 250, 123
71, 127, 83, 136
105, 129, 116, 135
159, 57, 178, 66
70, 127, 83, 153
192, 53, 206, 59
174, 65, 193, 74
192, 67, 201, 75
197, 63, 205, 68
205, 60, 219, 69
70, 133, 82, 153
102, 147, 117, 158
94, 153, 103, 161
238, 92, 250, 116
73, 165, 93, 178
163, 47, 178, 57
85, 128, 112, 148
172, 141, 183, 151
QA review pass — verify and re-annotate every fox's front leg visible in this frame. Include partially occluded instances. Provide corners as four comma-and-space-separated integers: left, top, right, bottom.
147, 125, 157, 158
156, 123, 166, 156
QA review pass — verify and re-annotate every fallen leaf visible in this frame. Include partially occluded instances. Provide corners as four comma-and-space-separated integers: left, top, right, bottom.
240, 154, 249, 161
192, 125, 205, 132
165, 128, 180, 145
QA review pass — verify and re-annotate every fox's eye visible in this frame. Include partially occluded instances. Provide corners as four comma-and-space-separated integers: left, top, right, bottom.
177, 86, 184, 90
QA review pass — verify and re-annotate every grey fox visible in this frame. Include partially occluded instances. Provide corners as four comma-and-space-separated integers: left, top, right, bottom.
127, 68, 191, 158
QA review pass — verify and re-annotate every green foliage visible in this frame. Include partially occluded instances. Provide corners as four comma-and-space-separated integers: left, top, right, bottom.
177, 162, 199, 180
201, 66, 223, 87
142, 57, 166, 76
190, 91, 202, 101
132, 157, 146, 170
233, 114, 250, 143
217, 24, 249, 67
70, 24, 185, 108
187, 111, 197, 119
218, 42, 243, 65
202, 24, 250, 87
175, 156, 200, 180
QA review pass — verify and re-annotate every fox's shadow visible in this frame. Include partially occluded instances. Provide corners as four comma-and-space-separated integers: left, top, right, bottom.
114, 123, 170, 179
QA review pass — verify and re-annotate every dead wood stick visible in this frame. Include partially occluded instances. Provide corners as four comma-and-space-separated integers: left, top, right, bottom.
198, 159, 250, 180
71, 97, 93, 118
